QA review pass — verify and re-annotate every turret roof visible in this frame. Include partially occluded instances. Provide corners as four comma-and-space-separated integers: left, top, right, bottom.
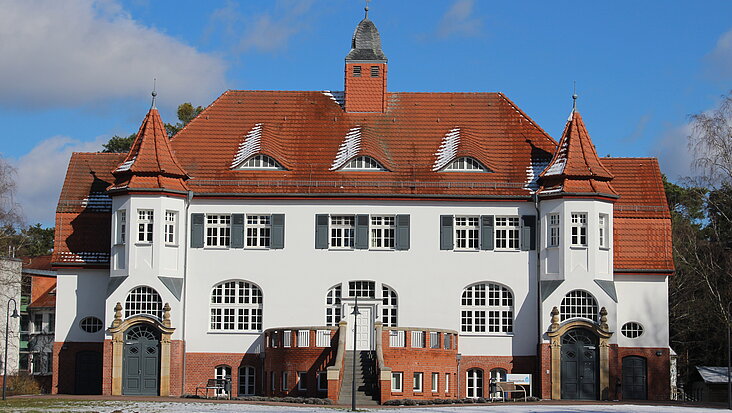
345, 16, 387, 61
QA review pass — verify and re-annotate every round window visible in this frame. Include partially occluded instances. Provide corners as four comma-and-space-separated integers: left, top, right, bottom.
80, 316, 103, 333
621, 322, 644, 338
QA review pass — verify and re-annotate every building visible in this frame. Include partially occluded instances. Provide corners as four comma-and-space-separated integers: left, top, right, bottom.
0, 258, 21, 381
51, 10, 673, 402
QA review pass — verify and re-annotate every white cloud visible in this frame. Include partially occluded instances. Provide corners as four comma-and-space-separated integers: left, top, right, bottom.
437, 0, 483, 39
0, 0, 227, 110
654, 123, 696, 182
706, 27, 732, 81
12, 135, 107, 226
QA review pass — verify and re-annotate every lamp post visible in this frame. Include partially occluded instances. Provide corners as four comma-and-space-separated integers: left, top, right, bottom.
3, 298, 20, 400
351, 295, 360, 412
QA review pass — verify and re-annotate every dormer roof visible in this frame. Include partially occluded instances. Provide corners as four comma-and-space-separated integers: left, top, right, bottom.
345, 16, 387, 62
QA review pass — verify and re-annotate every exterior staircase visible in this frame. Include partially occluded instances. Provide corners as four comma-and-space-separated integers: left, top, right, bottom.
339, 350, 379, 405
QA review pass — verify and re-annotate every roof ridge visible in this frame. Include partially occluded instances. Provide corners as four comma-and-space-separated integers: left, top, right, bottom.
497, 93, 557, 146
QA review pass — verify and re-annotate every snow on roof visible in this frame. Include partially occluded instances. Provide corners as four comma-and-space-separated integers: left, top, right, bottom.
543, 139, 568, 176
330, 126, 362, 170
525, 157, 550, 190
433, 127, 460, 171
697, 366, 730, 384
231, 123, 263, 169
115, 156, 136, 172
322, 90, 345, 108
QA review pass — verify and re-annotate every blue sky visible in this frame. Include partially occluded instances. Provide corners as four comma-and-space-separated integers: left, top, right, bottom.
2, 0, 732, 226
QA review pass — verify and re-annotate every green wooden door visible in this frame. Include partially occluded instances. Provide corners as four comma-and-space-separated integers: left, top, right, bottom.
560, 329, 598, 400
622, 356, 647, 400
123, 325, 160, 395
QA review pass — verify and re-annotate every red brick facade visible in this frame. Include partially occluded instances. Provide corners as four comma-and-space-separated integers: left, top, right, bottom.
344, 62, 387, 113
52, 341, 104, 395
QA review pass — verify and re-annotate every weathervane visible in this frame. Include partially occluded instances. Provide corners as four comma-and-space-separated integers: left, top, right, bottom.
151, 78, 158, 109
572, 80, 578, 112
365, 0, 370, 18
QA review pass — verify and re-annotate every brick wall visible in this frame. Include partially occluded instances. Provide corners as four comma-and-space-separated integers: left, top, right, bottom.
460, 355, 538, 398
344, 63, 387, 113
52, 341, 104, 395
613, 346, 670, 401
184, 352, 261, 396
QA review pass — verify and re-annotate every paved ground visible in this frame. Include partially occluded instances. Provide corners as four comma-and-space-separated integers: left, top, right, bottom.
1, 397, 724, 413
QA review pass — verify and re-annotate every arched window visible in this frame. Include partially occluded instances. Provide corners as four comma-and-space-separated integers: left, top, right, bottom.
238, 154, 284, 170
210, 281, 263, 331
125, 286, 162, 319
466, 368, 483, 398
325, 285, 342, 326
560, 290, 598, 322
461, 283, 513, 333
490, 368, 507, 382
239, 365, 256, 396
215, 365, 232, 397
443, 157, 488, 172
342, 156, 386, 171
381, 284, 398, 327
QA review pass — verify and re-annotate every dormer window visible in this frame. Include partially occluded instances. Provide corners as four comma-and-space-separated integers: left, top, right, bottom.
341, 156, 386, 171
238, 154, 284, 170
442, 157, 488, 172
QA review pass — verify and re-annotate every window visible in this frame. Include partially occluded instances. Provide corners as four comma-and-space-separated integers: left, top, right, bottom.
370, 216, 395, 249
117, 210, 126, 244
33, 314, 43, 333
342, 156, 386, 171
621, 322, 644, 338
466, 369, 483, 398
490, 368, 507, 382
282, 371, 289, 391
239, 366, 256, 396
164, 211, 177, 245
443, 157, 488, 172
330, 215, 355, 248
353, 65, 361, 77
560, 290, 598, 322
548, 213, 560, 247
349, 280, 375, 298
370, 65, 379, 77
210, 280, 263, 331
317, 371, 327, 392
599, 213, 609, 248
495, 216, 520, 250
297, 372, 307, 391
325, 285, 342, 326
125, 286, 162, 319
413, 372, 423, 392
571, 213, 588, 246
455, 216, 479, 250
461, 283, 513, 333
246, 215, 271, 248
215, 365, 231, 397
48, 313, 55, 333
271, 371, 276, 391
391, 372, 403, 392
80, 316, 103, 333
239, 154, 284, 170
381, 285, 398, 327
432, 372, 439, 393
445, 373, 450, 393
137, 209, 153, 243
206, 215, 231, 247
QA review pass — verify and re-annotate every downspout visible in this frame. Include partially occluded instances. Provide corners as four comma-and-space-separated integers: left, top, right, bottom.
180, 190, 193, 395
533, 192, 541, 399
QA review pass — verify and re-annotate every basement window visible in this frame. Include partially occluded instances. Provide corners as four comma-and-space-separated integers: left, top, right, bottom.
371, 66, 380, 77
353, 65, 361, 77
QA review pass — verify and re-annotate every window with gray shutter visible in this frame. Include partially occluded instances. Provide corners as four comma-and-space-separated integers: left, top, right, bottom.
480, 215, 494, 250
440, 215, 453, 250
190, 213, 204, 248
271, 214, 285, 249
395, 215, 410, 250
315, 214, 329, 249
521, 215, 536, 251
231, 214, 245, 248
354, 214, 369, 249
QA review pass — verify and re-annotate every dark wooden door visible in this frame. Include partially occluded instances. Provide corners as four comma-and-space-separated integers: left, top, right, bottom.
74, 351, 102, 394
622, 356, 647, 400
123, 325, 160, 395
561, 329, 598, 400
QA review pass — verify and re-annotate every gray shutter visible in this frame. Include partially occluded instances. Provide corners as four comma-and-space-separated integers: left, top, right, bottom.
271, 214, 285, 249
440, 215, 453, 250
355, 214, 369, 249
231, 214, 245, 248
191, 213, 204, 248
480, 215, 494, 250
315, 214, 329, 249
395, 215, 410, 250
521, 215, 536, 251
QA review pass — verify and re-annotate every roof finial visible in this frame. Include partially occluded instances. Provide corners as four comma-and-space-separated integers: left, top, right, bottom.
572, 80, 578, 112
151, 78, 157, 109
364, 0, 370, 18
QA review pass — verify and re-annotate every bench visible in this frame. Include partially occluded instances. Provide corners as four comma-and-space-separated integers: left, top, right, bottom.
494, 381, 526, 402
196, 378, 230, 399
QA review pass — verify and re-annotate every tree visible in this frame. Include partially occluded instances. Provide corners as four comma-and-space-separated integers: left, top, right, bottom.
0, 156, 23, 256
101, 133, 136, 153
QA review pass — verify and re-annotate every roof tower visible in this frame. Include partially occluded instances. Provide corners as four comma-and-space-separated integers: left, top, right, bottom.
344, 5, 388, 112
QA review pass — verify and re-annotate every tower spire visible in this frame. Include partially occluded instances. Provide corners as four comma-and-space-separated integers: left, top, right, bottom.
572, 80, 578, 112
365, 0, 370, 18
151, 78, 157, 109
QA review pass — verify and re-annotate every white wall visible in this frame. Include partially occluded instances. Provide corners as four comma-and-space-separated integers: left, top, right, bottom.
615, 274, 669, 348
55, 269, 108, 342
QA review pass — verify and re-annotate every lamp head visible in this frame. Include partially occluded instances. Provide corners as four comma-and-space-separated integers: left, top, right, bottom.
10, 308, 19, 318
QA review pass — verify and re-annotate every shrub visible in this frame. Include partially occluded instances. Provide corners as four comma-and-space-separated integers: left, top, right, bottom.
7, 373, 41, 396
476, 397, 487, 403
403, 399, 417, 406
383, 399, 402, 406
416, 399, 431, 405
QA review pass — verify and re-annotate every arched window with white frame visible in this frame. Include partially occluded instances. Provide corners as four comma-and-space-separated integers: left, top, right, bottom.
238, 154, 284, 170
381, 284, 398, 327
443, 157, 488, 172
461, 282, 513, 333
239, 365, 256, 396
125, 286, 163, 319
325, 285, 342, 326
341, 156, 386, 171
210, 280, 263, 331
466, 368, 484, 398
215, 365, 232, 397
560, 290, 598, 322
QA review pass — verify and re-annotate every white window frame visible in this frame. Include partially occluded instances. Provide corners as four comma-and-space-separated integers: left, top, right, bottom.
548, 213, 560, 247
239, 154, 283, 170
599, 213, 609, 249
239, 365, 256, 396
445, 373, 450, 393
297, 371, 307, 391
79, 316, 103, 333
391, 372, 403, 392
381, 284, 398, 327
116, 210, 126, 244
454, 216, 480, 250
571, 212, 588, 247
349, 280, 375, 298
215, 365, 231, 397
206, 214, 231, 247
246, 214, 271, 248
461, 283, 513, 334
431, 372, 439, 393
443, 157, 487, 172
125, 286, 162, 319
137, 209, 153, 243
329, 215, 355, 249
495, 216, 520, 250
325, 285, 342, 326
370, 215, 395, 249
210, 280, 263, 332
466, 368, 483, 398
621, 322, 644, 338
560, 290, 598, 322
342, 156, 386, 171
413, 372, 423, 392
164, 210, 177, 245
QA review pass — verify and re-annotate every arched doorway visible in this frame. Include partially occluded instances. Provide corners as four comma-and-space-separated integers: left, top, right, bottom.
123, 324, 160, 395
622, 356, 647, 400
560, 328, 598, 400
74, 351, 102, 394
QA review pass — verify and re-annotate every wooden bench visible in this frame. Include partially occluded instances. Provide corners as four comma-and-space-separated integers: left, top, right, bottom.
495, 381, 526, 401
196, 378, 230, 399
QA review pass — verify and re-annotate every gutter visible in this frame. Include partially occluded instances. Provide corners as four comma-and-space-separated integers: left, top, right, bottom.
533, 192, 541, 399
181, 190, 193, 395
